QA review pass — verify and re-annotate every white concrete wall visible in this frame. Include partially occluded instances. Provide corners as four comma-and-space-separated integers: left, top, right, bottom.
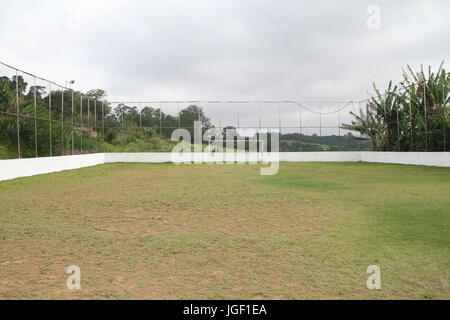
280, 152, 450, 167
106, 152, 264, 164
279, 152, 361, 162
105, 152, 363, 164
360, 152, 450, 167
1, 152, 449, 182
0, 153, 105, 181
104, 152, 172, 163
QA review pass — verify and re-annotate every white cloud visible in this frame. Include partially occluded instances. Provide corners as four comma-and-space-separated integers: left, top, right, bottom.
0, 0, 448, 106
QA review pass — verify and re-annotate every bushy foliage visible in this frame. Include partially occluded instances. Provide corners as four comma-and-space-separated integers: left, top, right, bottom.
0, 74, 211, 157
343, 62, 449, 151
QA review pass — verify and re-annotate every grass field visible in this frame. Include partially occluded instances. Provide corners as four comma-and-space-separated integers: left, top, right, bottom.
0, 162, 449, 299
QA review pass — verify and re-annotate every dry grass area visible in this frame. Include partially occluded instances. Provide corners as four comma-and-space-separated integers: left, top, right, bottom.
0, 162, 449, 299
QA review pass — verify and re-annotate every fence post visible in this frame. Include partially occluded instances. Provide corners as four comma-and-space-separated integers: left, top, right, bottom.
61, 88, 64, 155
87, 97, 90, 127
90, 99, 93, 153
443, 79, 446, 152
338, 102, 341, 137
72, 90, 74, 155
278, 102, 281, 149
365, 101, 369, 151
258, 101, 261, 133
424, 78, 428, 151
139, 102, 142, 128
278, 102, 281, 133
80, 95, 83, 154
102, 101, 105, 152
319, 103, 322, 149
355, 102, 361, 151
49, 82, 52, 157
218, 102, 222, 134
396, 97, 400, 151
258, 102, 261, 153
178, 103, 181, 131
299, 108, 302, 151
15, 70, 20, 158
237, 103, 240, 132
409, 92, 413, 151
94, 99, 97, 153
33, 76, 38, 157
159, 102, 163, 151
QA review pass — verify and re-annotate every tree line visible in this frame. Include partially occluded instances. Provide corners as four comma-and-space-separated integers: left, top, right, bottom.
0, 74, 212, 157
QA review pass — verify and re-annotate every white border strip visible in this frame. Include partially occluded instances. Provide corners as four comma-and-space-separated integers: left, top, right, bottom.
0, 152, 449, 181
0, 153, 105, 181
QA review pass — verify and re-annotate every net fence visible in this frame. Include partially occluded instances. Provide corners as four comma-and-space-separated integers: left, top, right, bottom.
1, 61, 448, 159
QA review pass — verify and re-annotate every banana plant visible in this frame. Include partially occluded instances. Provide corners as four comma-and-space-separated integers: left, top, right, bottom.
345, 62, 449, 151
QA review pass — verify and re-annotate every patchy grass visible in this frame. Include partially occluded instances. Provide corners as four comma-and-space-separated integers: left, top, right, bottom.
0, 162, 448, 299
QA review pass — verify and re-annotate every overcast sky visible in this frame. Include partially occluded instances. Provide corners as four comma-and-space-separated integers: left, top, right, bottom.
0, 0, 449, 110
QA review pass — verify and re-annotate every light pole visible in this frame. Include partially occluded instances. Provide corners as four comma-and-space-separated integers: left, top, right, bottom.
66, 80, 75, 89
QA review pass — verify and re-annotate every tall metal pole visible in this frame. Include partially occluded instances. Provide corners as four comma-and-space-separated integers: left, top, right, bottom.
396, 98, 400, 151
80, 95, 83, 154
159, 102, 162, 136
49, 82, 52, 157
338, 103, 341, 137
33, 76, 38, 157
365, 101, 369, 151
357, 102, 361, 151
384, 94, 387, 151
299, 109, 303, 151
299, 109, 302, 134
88, 98, 92, 153
443, 79, 446, 152
15, 70, 20, 158
409, 93, 413, 151
278, 102, 281, 140
178, 103, 181, 131
258, 102, 261, 133
94, 99, 97, 153
219, 102, 222, 133
159, 102, 163, 151
101, 101, 105, 152
258, 102, 262, 154
237, 103, 240, 132
71, 90, 74, 155
138, 103, 142, 145
61, 89, 64, 155
319, 103, 322, 149
424, 78, 428, 151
